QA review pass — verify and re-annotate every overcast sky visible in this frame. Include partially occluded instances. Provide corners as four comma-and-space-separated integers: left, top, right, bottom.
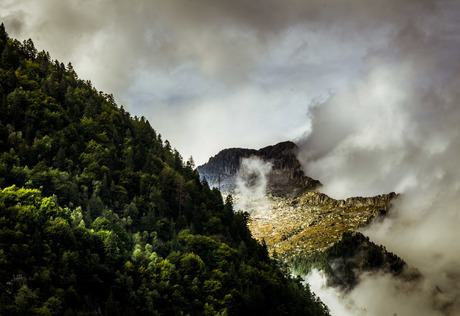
0, 0, 429, 165
3, 1, 460, 314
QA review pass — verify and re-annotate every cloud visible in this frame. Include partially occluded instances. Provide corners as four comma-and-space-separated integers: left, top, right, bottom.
233, 157, 272, 214
1, 0, 438, 94
306, 269, 452, 316
305, 269, 359, 316
297, 1, 460, 313
0, 0, 441, 164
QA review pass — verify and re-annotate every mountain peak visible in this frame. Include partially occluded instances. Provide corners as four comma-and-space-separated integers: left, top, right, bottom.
198, 140, 399, 287
197, 141, 321, 195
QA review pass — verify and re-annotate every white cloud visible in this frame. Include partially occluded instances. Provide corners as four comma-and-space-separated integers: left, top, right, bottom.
298, 2, 460, 313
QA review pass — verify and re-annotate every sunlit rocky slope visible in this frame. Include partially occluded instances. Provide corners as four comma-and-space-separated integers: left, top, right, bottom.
198, 141, 396, 258
198, 141, 410, 289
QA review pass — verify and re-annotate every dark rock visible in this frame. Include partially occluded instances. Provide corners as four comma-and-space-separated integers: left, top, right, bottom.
197, 141, 321, 195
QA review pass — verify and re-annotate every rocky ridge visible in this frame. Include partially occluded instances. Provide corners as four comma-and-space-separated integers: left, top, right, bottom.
198, 141, 397, 259
247, 190, 396, 258
199, 142, 438, 303
198, 141, 321, 195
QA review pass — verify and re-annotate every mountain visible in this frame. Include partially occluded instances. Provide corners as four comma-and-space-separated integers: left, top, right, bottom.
198, 141, 321, 195
198, 141, 409, 289
0, 24, 330, 315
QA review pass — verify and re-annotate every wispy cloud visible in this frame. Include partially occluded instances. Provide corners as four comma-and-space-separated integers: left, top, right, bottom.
234, 157, 272, 214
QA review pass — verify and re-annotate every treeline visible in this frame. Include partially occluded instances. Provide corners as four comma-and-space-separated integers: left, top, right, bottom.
0, 24, 329, 315
288, 231, 406, 290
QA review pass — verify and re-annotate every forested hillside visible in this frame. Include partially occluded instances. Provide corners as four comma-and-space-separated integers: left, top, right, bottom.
0, 24, 329, 315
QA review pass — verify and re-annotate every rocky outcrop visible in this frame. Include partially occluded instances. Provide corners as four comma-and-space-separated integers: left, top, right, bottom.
302, 190, 397, 212
197, 141, 321, 194
247, 190, 398, 258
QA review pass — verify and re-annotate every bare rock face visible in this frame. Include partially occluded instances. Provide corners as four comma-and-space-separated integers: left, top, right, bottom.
197, 141, 321, 194
302, 190, 397, 212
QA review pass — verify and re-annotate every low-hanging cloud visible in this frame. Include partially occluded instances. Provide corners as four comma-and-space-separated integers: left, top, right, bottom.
306, 269, 453, 316
234, 157, 272, 214
298, 1, 460, 314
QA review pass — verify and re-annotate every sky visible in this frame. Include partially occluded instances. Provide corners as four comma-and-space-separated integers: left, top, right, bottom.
2, 0, 460, 315
0, 0, 413, 165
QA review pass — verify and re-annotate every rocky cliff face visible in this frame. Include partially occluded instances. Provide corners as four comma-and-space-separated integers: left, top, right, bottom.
198, 141, 321, 194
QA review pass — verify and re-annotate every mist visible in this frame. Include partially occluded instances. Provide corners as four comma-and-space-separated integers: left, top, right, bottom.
306, 269, 452, 316
297, 2, 460, 314
233, 157, 272, 214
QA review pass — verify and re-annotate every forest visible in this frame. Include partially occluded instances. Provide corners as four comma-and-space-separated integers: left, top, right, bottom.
0, 24, 330, 315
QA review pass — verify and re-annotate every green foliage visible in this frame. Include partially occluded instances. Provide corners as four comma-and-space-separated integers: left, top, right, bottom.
0, 25, 330, 315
